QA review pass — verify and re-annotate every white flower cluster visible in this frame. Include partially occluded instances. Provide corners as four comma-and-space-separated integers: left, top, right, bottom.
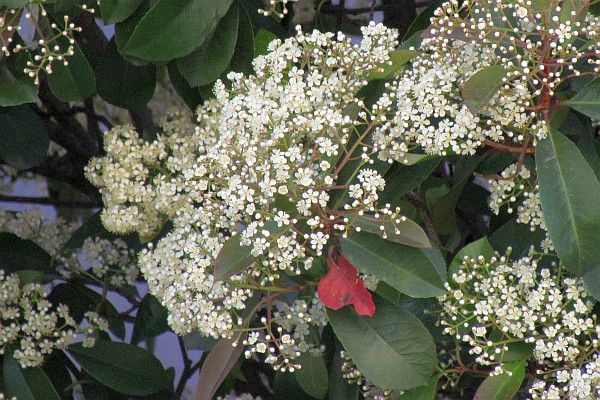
0, 208, 79, 256
373, 38, 545, 162
0, 394, 16, 400
59, 237, 139, 288
0, 270, 107, 368
431, 0, 600, 96
439, 253, 600, 399
0, 208, 140, 288
243, 296, 327, 370
86, 25, 400, 367
488, 163, 554, 252
0, 4, 87, 84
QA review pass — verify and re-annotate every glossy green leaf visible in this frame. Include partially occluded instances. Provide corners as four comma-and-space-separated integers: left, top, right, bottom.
167, 61, 203, 111
3, 351, 61, 400
368, 49, 417, 80
536, 128, 600, 278
448, 237, 495, 287
177, 2, 239, 87
462, 65, 509, 114
0, 105, 49, 170
131, 293, 170, 344
42, 351, 75, 399
213, 232, 257, 282
99, 0, 145, 24
48, 282, 126, 339
328, 296, 437, 391
0, 0, 28, 6
68, 341, 169, 396
293, 352, 329, 399
352, 214, 431, 248
95, 38, 156, 109
432, 155, 481, 236
402, 0, 444, 40
274, 371, 314, 400
114, 0, 159, 53
0, 66, 36, 106
226, 3, 254, 76
254, 28, 278, 57
0, 48, 38, 106
328, 342, 359, 400
474, 360, 525, 400
120, 0, 234, 62
53, 0, 84, 13
583, 266, 600, 300
47, 40, 95, 102
196, 335, 246, 400
489, 219, 546, 259
0, 233, 52, 274
341, 231, 445, 298
379, 158, 440, 205
395, 374, 440, 400
214, 222, 281, 281
566, 77, 600, 119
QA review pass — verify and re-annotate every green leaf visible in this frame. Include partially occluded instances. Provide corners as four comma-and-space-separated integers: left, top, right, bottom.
47, 40, 96, 102
99, 0, 145, 24
448, 237, 495, 287
328, 342, 358, 400
177, 2, 239, 87
196, 335, 246, 400
0, 233, 52, 274
489, 219, 546, 259
3, 351, 61, 400
474, 360, 525, 400
214, 221, 282, 281
402, 0, 445, 41
95, 38, 156, 109
167, 62, 203, 111
0, 46, 38, 106
341, 231, 445, 298
583, 266, 600, 301
0, 65, 37, 106
293, 352, 329, 399
226, 3, 254, 76
120, 0, 234, 62
566, 77, 600, 119
379, 158, 440, 205
254, 28, 278, 57
432, 155, 482, 236
352, 215, 431, 248
394, 374, 441, 400
274, 370, 314, 400
0, 105, 49, 170
462, 65, 509, 114
0, 0, 28, 6
213, 232, 257, 282
328, 295, 438, 391
131, 293, 170, 344
68, 341, 170, 396
536, 128, 600, 278
48, 282, 126, 339
368, 49, 417, 80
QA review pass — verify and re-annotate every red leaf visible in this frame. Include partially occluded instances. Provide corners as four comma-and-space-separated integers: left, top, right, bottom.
318, 252, 376, 317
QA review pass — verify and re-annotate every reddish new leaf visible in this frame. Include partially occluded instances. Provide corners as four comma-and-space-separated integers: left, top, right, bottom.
318, 253, 376, 317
